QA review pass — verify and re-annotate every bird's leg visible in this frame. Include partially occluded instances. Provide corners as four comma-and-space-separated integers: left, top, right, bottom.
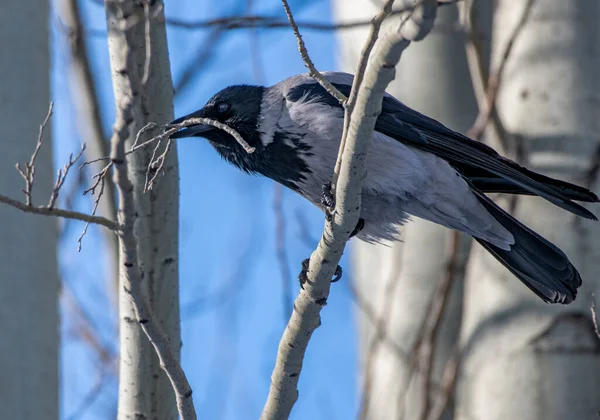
321, 182, 335, 222
298, 258, 343, 289
350, 218, 365, 238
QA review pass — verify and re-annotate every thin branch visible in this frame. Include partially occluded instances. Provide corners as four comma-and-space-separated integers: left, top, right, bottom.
63, 284, 118, 371
357, 255, 405, 420
418, 231, 462, 420
48, 144, 86, 209
166, 1, 460, 32
78, 162, 113, 251
138, 119, 254, 153
280, 0, 347, 105
464, 0, 536, 144
0, 102, 117, 232
260, 1, 440, 419
80, 118, 253, 172
427, 345, 461, 420
0, 193, 117, 230
145, 138, 172, 191
15, 102, 54, 206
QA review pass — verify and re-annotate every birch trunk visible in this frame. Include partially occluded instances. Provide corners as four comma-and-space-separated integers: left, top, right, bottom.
104, 1, 181, 418
334, 2, 483, 418
0, 0, 59, 417
457, 1, 600, 419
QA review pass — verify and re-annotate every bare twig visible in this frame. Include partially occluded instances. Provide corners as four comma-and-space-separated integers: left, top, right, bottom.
350, 281, 455, 416
280, 0, 347, 105
15, 102, 54, 206
1, 102, 117, 233
465, 0, 536, 143
48, 144, 86, 209
357, 255, 405, 420
145, 138, 172, 191
165, 1, 460, 32
64, 370, 115, 420
138, 119, 254, 154
0, 193, 117, 230
63, 284, 118, 370
78, 162, 113, 250
428, 344, 461, 420
260, 1, 440, 418
80, 118, 253, 175
418, 231, 462, 420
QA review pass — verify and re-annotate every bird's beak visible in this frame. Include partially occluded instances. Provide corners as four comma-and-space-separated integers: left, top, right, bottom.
170, 111, 213, 139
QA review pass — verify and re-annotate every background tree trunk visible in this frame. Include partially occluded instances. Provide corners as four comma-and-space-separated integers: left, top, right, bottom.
334, 2, 483, 419
104, 1, 181, 418
59, 0, 120, 305
456, 1, 600, 419
0, 0, 59, 418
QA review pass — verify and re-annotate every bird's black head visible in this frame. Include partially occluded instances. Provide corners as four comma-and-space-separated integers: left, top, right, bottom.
171, 83, 313, 192
171, 85, 266, 170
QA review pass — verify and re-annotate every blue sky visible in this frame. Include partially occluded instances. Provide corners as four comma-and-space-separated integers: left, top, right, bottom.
52, 1, 358, 418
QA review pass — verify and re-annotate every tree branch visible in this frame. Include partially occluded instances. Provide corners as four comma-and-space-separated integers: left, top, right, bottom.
165, 1, 459, 32
260, 1, 440, 419
105, 0, 194, 417
280, 0, 347, 104
0, 193, 117, 230
463, 0, 536, 150
0, 101, 118, 233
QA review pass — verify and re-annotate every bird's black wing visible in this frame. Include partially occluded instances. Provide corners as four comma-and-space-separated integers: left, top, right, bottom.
468, 181, 581, 304
377, 94, 599, 219
286, 80, 599, 219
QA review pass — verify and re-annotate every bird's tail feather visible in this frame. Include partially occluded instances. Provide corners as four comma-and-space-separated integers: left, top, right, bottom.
472, 187, 581, 304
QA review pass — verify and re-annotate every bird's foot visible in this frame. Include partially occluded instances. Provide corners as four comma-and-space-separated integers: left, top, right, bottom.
321, 182, 335, 208
321, 182, 336, 222
298, 258, 343, 289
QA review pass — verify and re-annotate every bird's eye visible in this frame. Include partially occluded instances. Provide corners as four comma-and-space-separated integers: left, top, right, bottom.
216, 102, 231, 114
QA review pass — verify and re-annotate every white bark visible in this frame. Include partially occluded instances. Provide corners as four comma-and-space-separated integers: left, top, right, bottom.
0, 0, 59, 418
457, 1, 600, 419
261, 1, 440, 418
334, 2, 482, 419
104, 1, 182, 418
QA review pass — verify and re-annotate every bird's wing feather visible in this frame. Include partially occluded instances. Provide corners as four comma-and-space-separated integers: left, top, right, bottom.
469, 183, 581, 304
283, 72, 598, 219
377, 95, 598, 219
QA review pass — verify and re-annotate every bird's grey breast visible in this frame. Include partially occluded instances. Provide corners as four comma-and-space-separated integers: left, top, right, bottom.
256, 84, 344, 200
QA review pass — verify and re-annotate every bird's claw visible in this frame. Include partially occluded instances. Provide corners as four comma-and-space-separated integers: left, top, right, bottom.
298, 258, 343, 289
332, 264, 343, 283
321, 182, 335, 209
298, 258, 310, 289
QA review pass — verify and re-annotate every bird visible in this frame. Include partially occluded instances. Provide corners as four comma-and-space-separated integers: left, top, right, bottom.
170, 71, 599, 304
